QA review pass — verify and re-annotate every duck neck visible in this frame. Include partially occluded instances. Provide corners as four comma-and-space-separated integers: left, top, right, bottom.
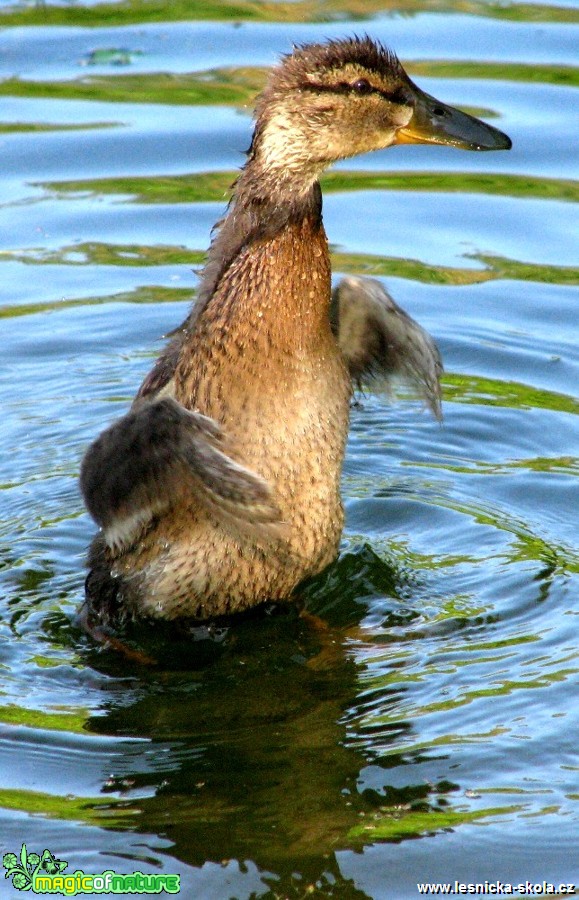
196, 176, 330, 342
136, 135, 333, 403
193, 120, 327, 318
176, 160, 338, 405
175, 182, 336, 420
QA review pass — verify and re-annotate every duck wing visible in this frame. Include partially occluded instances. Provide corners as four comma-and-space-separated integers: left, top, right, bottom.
80, 397, 283, 552
331, 276, 443, 420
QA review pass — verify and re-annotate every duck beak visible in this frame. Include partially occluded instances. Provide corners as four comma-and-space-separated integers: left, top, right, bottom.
397, 82, 511, 151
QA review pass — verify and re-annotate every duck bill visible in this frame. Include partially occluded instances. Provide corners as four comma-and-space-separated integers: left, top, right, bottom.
397, 83, 512, 151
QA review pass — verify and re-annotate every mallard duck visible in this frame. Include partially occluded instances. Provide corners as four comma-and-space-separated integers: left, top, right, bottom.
79, 36, 510, 628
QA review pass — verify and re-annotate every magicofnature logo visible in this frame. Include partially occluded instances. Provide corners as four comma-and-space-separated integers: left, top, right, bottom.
3, 844, 181, 894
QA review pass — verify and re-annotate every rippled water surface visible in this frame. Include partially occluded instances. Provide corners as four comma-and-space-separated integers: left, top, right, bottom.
1, 2, 578, 898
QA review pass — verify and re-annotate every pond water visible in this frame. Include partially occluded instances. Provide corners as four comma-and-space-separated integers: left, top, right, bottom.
1, 2, 578, 898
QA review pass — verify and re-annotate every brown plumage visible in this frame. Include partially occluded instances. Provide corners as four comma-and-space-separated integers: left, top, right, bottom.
331, 276, 443, 420
79, 36, 511, 628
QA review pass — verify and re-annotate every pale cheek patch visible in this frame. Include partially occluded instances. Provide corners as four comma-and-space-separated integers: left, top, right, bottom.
259, 112, 310, 172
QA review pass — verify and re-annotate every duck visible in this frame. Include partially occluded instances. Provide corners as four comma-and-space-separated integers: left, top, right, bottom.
79, 35, 511, 630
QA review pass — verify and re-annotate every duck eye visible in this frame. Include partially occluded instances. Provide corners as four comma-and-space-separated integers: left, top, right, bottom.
351, 78, 372, 95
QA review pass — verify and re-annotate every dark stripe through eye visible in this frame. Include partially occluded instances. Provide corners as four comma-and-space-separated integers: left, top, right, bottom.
301, 80, 411, 106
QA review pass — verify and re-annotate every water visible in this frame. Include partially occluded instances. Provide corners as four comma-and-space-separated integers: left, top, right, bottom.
1, 2, 578, 897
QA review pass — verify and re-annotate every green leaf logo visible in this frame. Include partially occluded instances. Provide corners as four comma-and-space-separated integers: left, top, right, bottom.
2, 844, 66, 891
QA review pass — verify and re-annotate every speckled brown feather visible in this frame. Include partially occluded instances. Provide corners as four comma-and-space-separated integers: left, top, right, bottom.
84, 205, 350, 622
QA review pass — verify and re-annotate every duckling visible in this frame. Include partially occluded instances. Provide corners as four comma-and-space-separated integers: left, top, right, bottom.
80, 36, 511, 628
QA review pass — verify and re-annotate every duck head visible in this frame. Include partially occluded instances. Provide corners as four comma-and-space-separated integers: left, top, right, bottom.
250, 36, 511, 192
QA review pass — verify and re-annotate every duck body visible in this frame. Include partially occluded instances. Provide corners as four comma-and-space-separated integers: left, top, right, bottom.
80, 36, 510, 628
87, 197, 350, 621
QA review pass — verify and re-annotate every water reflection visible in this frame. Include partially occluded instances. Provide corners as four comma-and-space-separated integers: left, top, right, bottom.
56, 547, 513, 894
50, 561, 415, 887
